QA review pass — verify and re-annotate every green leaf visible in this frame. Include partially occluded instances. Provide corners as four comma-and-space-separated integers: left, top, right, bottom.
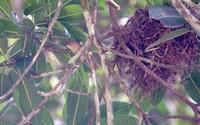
17, 79, 44, 125
24, 4, 50, 15
153, 0, 164, 5
145, 28, 191, 51
15, 55, 32, 70
0, 0, 11, 18
100, 101, 132, 118
0, 120, 16, 125
185, 70, 200, 103
0, 74, 13, 100
52, 52, 69, 64
9, 35, 36, 59
64, 89, 88, 125
48, 0, 58, 9
130, 93, 153, 113
0, 102, 23, 124
21, 18, 35, 31
150, 87, 166, 106
9, 35, 46, 82
26, 0, 37, 5
149, 6, 185, 28
32, 52, 46, 74
14, 53, 46, 82
9, 39, 23, 58
41, 107, 55, 125
63, 65, 89, 125
0, 18, 20, 35
59, 4, 83, 22
0, 37, 8, 54
32, 52, 47, 82
101, 115, 137, 125
60, 21, 87, 41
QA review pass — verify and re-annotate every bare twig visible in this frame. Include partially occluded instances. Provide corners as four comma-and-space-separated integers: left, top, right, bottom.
88, 53, 101, 125
68, 38, 93, 64
64, 88, 89, 96
31, 63, 76, 78
81, 0, 102, 125
18, 62, 80, 125
17, 97, 48, 125
0, 0, 63, 102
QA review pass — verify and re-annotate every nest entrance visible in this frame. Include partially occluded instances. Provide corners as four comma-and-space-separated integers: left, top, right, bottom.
113, 9, 199, 94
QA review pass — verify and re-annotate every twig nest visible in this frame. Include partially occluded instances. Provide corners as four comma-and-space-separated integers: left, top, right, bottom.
113, 8, 199, 95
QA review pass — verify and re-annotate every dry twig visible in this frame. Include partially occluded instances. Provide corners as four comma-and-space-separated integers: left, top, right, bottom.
81, 0, 102, 125
0, 0, 63, 102
18, 62, 80, 125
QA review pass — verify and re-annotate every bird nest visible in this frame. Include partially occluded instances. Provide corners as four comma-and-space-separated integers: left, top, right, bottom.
113, 8, 199, 95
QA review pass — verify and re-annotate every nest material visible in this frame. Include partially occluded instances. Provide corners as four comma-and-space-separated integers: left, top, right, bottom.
114, 8, 199, 94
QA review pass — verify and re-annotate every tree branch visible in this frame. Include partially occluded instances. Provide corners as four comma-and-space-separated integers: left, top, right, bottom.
17, 62, 80, 125
0, 0, 64, 102
81, 0, 102, 125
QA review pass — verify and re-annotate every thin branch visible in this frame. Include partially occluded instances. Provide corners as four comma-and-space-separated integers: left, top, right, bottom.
88, 54, 101, 125
81, 0, 102, 124
171, 0, 200, 32
17, 62, 80, 125
0, 0, 63, 102
32, 68, 64, 78
64, 88, 89, 96
68, 38, 93, 64
17, 97, 48, 125
31, 64, 74, 78
108, 48, 176, 70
